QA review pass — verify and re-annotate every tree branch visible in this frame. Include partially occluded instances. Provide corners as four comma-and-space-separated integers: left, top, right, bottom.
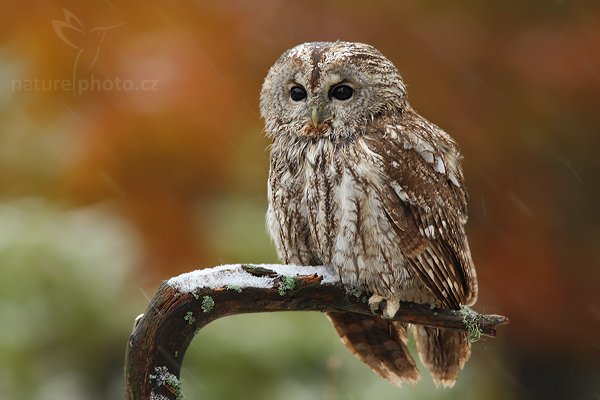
125, 264, 508, 399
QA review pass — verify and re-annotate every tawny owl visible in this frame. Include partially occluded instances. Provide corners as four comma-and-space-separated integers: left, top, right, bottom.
260, 41, 478, 387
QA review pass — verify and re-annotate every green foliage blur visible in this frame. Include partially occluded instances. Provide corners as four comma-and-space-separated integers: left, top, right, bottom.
1, 1, 599, 399
0, 200, 140, 399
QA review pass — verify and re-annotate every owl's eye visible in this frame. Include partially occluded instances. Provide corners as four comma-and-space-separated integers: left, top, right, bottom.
330, 85, 354, 101
290, 86, 307, 101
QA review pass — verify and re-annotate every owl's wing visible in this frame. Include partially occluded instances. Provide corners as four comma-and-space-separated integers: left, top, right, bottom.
364, 110, 478, 309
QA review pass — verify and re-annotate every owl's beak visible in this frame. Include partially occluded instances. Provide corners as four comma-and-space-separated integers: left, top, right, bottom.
311, 106, 319, 128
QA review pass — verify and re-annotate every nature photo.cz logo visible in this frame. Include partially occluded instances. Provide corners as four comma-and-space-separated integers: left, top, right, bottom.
12, 8, 158, 96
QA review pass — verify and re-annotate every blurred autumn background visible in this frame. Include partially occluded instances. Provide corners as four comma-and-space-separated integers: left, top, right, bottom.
1, 1, 599, 399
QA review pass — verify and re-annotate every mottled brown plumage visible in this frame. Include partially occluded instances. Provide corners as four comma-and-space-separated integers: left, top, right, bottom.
260, 41, 478, 387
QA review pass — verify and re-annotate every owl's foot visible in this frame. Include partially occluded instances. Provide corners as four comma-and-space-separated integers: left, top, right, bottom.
382, 299, 400, 319
368, 295, 400, 319
368, 294, 385, 314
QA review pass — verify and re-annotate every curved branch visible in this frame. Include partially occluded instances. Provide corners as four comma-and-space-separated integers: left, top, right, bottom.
125, 264, 508, 399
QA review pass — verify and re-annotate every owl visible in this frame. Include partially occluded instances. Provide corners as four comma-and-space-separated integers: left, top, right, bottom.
260, 41, 478, 387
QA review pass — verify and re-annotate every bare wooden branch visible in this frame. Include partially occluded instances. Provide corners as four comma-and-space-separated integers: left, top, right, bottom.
125, 264, 508, 399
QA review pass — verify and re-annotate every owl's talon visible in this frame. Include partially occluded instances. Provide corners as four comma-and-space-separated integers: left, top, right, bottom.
382, 299, 400, 319
368, 294, 385, 314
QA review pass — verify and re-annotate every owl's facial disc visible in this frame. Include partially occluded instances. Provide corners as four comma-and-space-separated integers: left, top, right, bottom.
260, 41, 407, 140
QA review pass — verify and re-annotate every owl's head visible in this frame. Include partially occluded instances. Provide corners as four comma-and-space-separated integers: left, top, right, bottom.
260, 41, 407, 140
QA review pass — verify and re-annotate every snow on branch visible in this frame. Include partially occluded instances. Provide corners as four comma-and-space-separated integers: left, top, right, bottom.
125, 264, 508, 399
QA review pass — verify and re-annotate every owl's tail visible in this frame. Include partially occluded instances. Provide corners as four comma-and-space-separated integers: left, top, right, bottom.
412, 325, 471, 387
327, 312, 419, 386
